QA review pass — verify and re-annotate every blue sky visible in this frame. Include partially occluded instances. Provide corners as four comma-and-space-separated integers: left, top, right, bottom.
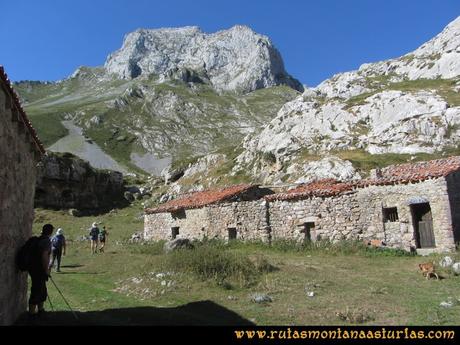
1, 0, 459, 87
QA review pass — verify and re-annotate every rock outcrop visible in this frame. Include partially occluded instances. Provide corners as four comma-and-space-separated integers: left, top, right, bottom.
235, 16, 460, 182
104, 25, 303, 93
35, 152, 126, 211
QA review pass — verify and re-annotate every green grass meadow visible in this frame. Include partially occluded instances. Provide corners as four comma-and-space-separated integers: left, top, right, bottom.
22, 204, 460, 326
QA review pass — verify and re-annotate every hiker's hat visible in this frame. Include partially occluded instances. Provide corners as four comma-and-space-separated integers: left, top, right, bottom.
92, 222, 98, 227
57, 228, 63, 235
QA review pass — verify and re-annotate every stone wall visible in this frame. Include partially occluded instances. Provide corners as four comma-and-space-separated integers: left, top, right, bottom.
35, 152, 125, 211
144, 208, 208, 241
0, 82, 39, 325
269, 178, 456, 252
144, 178, 458, 252
206, 201, 269, 241
144, 201, 269, 242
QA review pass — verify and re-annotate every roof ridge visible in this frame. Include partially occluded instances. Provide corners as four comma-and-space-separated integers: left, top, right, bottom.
145, 183, 256, 214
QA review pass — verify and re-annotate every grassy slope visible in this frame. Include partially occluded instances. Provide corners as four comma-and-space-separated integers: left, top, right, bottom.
26, 206, 460, 326
14, 76, 299, 174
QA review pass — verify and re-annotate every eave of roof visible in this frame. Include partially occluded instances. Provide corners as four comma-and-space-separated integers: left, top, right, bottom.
145, 184, 257, 214
0, 66, 45, 155
266, 156, 460, 202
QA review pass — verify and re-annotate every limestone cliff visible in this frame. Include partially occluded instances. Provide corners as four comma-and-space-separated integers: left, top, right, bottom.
35, 152, 125, 211
104, 25, 303, 93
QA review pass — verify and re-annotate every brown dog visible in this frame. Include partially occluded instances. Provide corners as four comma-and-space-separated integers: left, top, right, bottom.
419, 262, 439, 280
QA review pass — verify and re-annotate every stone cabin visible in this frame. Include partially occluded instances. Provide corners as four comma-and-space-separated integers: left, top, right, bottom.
144, 184, 273, 241
0, 66, 45, 325
145, 156, 460, 253
267, 156, 460, 253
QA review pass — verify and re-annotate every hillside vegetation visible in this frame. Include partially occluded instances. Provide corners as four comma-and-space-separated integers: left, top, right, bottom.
15, 71, 299, 174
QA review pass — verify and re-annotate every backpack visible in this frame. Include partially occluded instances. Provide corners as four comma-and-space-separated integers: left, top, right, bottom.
89, 227, 99, 237
51, 235, 64, 250
16, 236, 40, 272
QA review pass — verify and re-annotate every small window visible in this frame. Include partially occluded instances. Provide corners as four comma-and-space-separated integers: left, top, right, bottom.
228, 228, 237, 240
171, 227, 179, 239
383, 207, 399, 222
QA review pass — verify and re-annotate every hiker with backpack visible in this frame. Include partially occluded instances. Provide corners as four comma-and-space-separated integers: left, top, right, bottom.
18, 224, 54, 320
99, 226, 109, 253
89, 222, 100, 254
49, 228, 66, 272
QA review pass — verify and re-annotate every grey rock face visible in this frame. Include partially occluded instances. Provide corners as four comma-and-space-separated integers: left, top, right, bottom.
104, 25, 303, 93
35, 152, 125, 210
237, 16, 460, 174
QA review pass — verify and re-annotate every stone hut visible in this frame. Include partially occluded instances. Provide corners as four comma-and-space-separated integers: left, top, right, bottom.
0, 66, 45, 325
267, 157, 460, 253
144, 184, 273, 241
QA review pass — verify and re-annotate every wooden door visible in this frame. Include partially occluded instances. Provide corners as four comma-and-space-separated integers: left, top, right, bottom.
412, 203, 435, 248
418, 221, 435, 248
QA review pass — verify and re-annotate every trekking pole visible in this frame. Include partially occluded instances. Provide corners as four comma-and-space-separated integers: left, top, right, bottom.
48, 294, 54, 311
50, 276, 79, 320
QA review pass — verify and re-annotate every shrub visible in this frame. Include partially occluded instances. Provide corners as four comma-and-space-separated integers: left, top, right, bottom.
161, 242, 269, 287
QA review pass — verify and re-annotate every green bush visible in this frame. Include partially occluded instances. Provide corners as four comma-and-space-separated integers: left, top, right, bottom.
161, 242, 269, 287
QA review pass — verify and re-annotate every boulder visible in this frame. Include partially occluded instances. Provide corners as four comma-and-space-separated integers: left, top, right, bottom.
163, 238, 194, 253
452, 262, 460, 275
129, 233, 143, 243
440, 256, 454, 268
68, 208, 82, 217
250, 293, 273, 303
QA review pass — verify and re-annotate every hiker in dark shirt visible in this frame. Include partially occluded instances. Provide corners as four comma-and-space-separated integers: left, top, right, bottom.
29, 224, 53, 319
49, 228, 66, 272
89, 222, 100, 254
99, 226, 109, 253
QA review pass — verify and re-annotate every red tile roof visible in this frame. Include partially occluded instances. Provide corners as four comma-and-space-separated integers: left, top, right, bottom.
145, 184, 257, 214
0, 66, 45, 155
367, 156, 460, 183
265, 179, 355, 201
267, 156, 460, 202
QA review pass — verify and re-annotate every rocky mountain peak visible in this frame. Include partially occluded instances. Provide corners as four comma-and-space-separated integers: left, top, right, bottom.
104, 25, 303, 93
233, 16, 460, 184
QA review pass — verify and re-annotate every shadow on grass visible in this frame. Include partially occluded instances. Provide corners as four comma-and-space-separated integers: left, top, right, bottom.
60, 265, 84, 268
15, 300, 255, 326
53, 272, 102, 275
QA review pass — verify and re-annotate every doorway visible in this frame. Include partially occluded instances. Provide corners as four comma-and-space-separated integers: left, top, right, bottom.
411, 203, 435, 248
301, 222, 315, 242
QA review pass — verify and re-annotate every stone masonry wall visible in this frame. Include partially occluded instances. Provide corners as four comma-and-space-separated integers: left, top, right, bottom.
269, 178, 456, 252
0, 83, 38, 325
206, 201, 269, 241
144, 201, 269, 242
356, 178, 454, 252
145, 178, 457, 252
144, 208, 208, 241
